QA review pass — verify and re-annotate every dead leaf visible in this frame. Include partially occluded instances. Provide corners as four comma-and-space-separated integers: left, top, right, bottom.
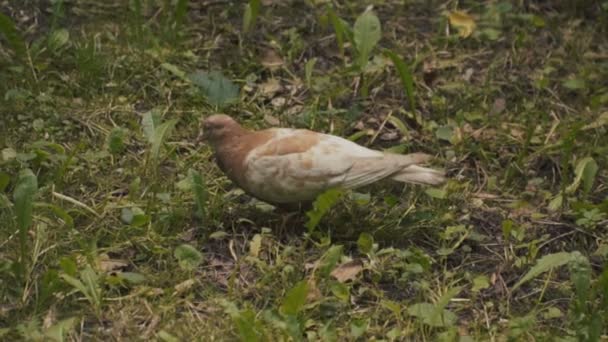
249, 234, 262, 257
490, 98, 506, 116
264, 114, 280, 126
583, 111, 608, 130
305, 262, 317, 272
448, 11, 476, 38
306, 278, 322, 301
259, 78, 282, 97
173, 279, 196, 295
145, 288, 164, 297
462, 68, 474, 82
379, 132, 399, 141
271, 97, 286, 108
43, 307, 56, 329
261, 49, 284, 70
97, 253, 128, 272
330, 260, 363, 283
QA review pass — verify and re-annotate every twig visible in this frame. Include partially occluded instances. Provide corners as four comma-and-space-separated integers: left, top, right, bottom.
52, 191, 101, 218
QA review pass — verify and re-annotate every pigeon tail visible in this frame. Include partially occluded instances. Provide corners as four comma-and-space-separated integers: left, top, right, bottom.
391, 165, 446, 185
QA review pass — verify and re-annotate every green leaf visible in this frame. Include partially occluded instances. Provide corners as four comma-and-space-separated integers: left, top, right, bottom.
407, 303, 457, 327
160, 63, 188, 81
386, 116, 411, 140
472, 275, 490, 292
436, 126, 454, 142
0, 172, 9, 192
48, 28, 70, 52
188, 169, 208, 218
188, 70, 240, 108
14, 169, 38, 270
117, 272, 146, 284
157, 330, 180, 342
568, 252, 591, 316
381, 299, 403, 320
432, 287, 461, 325
425, 187, 447, 199
319, 245, 343, 277
107, 127, 126, 155
44, 317, 77, 342
172, 0, 189, 32
14, 169, 38, 231
60, 273, 88, 294
385, 50, 416, 110
327, 7, 351, 57
350, 319, 368, 339
280, 280, 309, 316
353, 10, 381, 69
233, 309, 261, 342
566, 157, 598, 194
141, 108, 163, 144
547, 194, 563, 212
174, 244, 203, 271
305, 188, 343, 231
150, 119, 177, 162
243, 0, 261, 34
60, 257, 78, 276
357, 232, 373, 254
562, 78, 586, 90
0, 12, 26, 59
305, 57, 317, 88
61, 265, 101, 312
330, 281, 349, 302
512, 252, 576, 291
44, 203, 74, 228
80, 265, 101, 308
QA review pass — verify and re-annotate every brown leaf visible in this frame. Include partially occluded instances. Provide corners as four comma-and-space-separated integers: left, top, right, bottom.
264, 114, 280, 126
379, 132, 399, 141
306, 278, 322, 301
448, 11, 476, 38
271, 97, 286, 108
173, 279, 196, 295
97, 253, 128, 272
490, 98, 506, 116
330, 260, 363, 283
259, 78, 282, 97
261, 50, 284, 70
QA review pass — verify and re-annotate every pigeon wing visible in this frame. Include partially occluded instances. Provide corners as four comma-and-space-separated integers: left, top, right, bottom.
244, 129, 417, 203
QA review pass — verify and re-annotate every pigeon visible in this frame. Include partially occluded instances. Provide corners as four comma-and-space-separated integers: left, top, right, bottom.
201, 114, 445, 205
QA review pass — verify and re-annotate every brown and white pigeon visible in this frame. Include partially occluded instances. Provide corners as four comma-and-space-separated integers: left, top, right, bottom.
202, 114, 445, 205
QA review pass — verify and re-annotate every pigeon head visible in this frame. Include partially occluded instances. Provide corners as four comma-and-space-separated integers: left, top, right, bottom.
201, 114, 243, 145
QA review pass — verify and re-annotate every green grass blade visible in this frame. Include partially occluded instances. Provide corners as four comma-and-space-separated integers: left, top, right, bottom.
0, 12, 26, 59
385, 50, 416, 110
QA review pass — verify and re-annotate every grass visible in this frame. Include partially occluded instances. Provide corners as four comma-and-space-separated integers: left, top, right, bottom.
1, 0, 608, 340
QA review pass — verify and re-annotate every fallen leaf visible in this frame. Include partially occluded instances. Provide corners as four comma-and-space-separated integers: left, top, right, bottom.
259, 78, 282, 97
261, 49, 284, 70
379, 132, 399, 141
462, 67, 474, 82
583, 111, 608, 130
271, 97, 286, 108
264, 114, 280, 126
330, 260, 363, 283
306, 278, 322, 301
305, 262, 317, 272
448, 11, 476, 38
173, 279, 196, 295
490, 98, 506, 116
249, 234, 262, 257
96, 253, 128, 272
